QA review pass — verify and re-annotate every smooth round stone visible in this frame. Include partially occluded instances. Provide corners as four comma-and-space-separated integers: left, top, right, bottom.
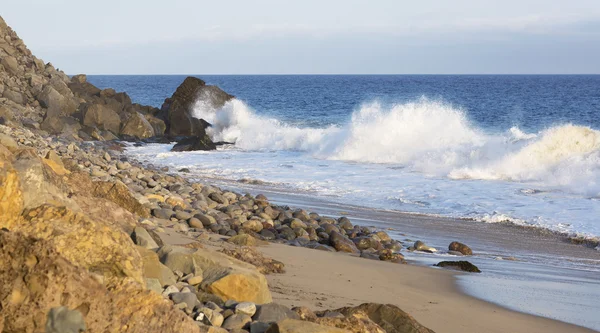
235, 302, 256, 317
175, 210, 192, 220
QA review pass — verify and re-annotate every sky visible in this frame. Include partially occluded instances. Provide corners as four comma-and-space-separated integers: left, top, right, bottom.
2, 0, 600, 74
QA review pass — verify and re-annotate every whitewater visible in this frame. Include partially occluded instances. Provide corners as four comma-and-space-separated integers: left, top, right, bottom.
127, 97, 600, 242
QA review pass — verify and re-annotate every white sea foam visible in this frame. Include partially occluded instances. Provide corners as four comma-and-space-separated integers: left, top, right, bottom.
193, 97, 600, 196
121, 97, 600, 240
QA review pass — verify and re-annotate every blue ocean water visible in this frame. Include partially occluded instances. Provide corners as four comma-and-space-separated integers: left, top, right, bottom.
88, 75, 600, 240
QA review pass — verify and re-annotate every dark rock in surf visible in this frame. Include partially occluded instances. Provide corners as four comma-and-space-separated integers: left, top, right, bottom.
158, 76, 234, 136
435, 260, 481, 273
448, 241, 473, 255
171, 134, 216, 152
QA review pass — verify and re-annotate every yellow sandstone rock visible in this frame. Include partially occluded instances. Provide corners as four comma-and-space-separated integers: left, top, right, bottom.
266, 319, 351, 333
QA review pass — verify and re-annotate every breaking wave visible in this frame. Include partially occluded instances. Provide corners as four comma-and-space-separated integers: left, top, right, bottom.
192, 97, 600, 196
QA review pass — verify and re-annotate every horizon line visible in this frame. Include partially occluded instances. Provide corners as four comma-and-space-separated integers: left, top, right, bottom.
78, 73, 600, 76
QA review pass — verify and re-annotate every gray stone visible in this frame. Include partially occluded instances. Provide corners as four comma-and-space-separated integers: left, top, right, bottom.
153, 208, 175, 219
175, 210, 193, 220
222, 314, 252, 330
250, 322, 270, 333
199, 307, 225, 327
170, 292, 199, 310
45, 306, 86, 333
131, 227, 159, 249
194, 212, 217, 227
253, 303, 300, 324
235, 302, 257, 317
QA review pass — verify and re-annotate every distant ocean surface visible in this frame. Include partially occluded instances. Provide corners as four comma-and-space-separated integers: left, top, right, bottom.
88, 75, 600, 242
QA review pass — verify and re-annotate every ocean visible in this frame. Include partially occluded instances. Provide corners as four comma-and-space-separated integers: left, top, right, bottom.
88, 75, 600, 329
88, 75, 600, 242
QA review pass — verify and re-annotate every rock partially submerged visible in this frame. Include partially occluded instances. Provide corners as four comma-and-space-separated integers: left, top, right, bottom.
448, 241, 472, 255
435, 260, 482, 273
171, 134, 216, 152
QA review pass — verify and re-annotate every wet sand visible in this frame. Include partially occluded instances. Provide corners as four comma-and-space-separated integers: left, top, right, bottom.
258, 242, 596, 333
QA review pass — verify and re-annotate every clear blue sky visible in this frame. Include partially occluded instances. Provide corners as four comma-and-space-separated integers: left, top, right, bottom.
3, 0, 600, 74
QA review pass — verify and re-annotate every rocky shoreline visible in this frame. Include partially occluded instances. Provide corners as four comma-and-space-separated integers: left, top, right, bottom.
0, 15, 487, 333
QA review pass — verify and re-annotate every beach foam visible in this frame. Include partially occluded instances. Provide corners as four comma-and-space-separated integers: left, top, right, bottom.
193, 97, 600, 196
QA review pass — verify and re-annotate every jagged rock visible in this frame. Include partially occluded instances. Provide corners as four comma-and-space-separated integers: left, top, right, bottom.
137, 246, 178, 286
0, 231, 201, 333
121, 111, 155, 139
132, 226, 159, 249
171, 134, 216, 152
335, 303, 435, 333
38, 85, 78, 117
159, 76, 233, 136
81, 103, 121, 135
265, 319, 350, 333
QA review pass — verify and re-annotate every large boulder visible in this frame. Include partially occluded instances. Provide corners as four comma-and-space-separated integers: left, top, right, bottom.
335, 303, 435, 333
157, 245, 272, 304
81, 103, 121, 135
160, 77, 233, 136
41, 115, 82, 136
171, 133, 216, 152
145, 114, 166, 136
0, 231, 201, 333
37, 85, 78, 117
120, 112, 155, 139
137, 246, 178, 287
0, 55, 20, 75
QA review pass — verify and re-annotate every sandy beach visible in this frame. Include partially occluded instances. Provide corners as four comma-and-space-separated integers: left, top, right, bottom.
258, 243, 596, 333
157, 222, 598, 333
